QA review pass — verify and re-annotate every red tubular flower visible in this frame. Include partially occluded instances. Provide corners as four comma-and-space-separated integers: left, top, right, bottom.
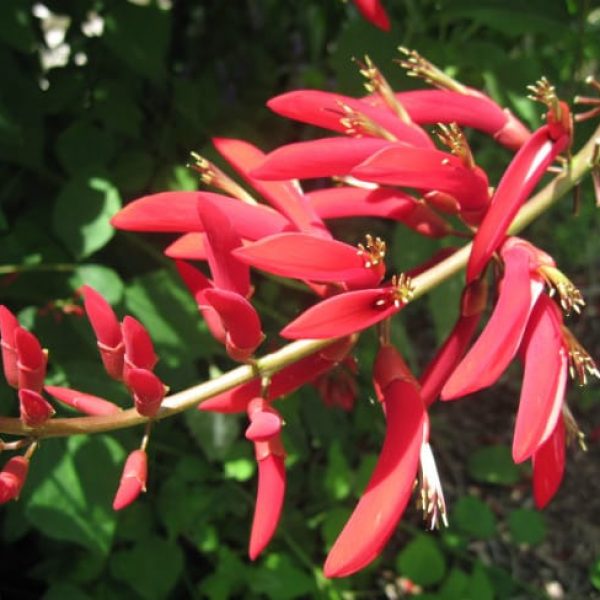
234, 232, 385, 289
251, 137, 391, 181
18, 389, 55, 427
111, 191, 289, 240
127, 368, 166, 418
307, 187, 451, 238
0, 305, 20, 388
350, 145, 490, 214
352, 0, 390, 31
512, 295, 567, 463
122, 316, 158, 386
367, 89, 530, 150
532, 417, 565, 509
324, 377, 425, 577
245, 397, 283, 442
201, 288, 264, 361
45, 386, 121, 416
466, 124, 570, 283
14, 328, 47, 393
266, 91, 432, 148
212, 138, 330, 238
82, 285, 124, 381
0, 456, 29, 504
113, 449, 148, 511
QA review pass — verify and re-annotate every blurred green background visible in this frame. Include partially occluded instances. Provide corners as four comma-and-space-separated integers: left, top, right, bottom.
1, 1, 599, 598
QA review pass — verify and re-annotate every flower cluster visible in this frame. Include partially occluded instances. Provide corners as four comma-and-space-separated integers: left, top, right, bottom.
0, 48, 598, 578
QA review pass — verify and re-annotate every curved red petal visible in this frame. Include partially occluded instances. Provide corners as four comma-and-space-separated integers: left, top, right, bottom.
15, 328, 47, 393
18, 388, 55, 427
0, 305, 20, 388
442, 246, 542, 400
81, 285, 122, 348
127, 368, 165, 418
532, 417, 565, 509
0, 456, 29, 504
351, 146, 489, 212
372, 344, 416, 401
249, 453, 286, 560
212, 137, 329, 237
466, 127, 570, 282
165, 233, 208, 261
324, 379, 424, 577
251, 137, 392, 181
113, 449, 148, 511
45, 385, 121, 416
352, 0, 391, 30
513, 297, 567, 463
122, 316, 157, 373
246, 411, 283, 442
281, 288, 400, 339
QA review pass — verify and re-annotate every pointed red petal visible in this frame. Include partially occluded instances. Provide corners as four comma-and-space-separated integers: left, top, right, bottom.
0, 456, 29, 504
112, 191, 289, 239
113, 449, 148, 511
249, 453, 286, 560
197, 195, 250, 297
202, 288, 263, 354
372, 344, 416, 401
266, 91, 431, 147
442, 245, 542, 400
15, 328, 47, 393
466, 126, 570, 282
513, 297, 567, 463
251, 137, 391, 181
81, 285, 122, 348
44, 386, 121, 416
164, 233, 209, 261
127, 368, 165, 418
324, 380, 424, 577
351, 145, 489, 212
281, 288, 401, 339
352, 0, 391, 30
18, 388, 55, 427
246, 411, 283, 442
212, 137, 329, 237
0, 305, 20, 388
532, 417, 565, 509
122, 316, 157, 372
234, 232, 383, 288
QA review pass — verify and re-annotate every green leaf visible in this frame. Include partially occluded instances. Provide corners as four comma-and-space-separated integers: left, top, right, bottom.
427, 273, 462, 343
439, 567, 470, 600
201, 547, 248, 600
589, 557, 600, 591
324, 441, 352, 500
466, 564, 494, 600
224, 457, 256, 482
453, 496, 497, 539
43, 583, 92, 600
70, 264, 124, 304
249, 553, 316, 599
397, 535, 446, 587
467, 445, 520, 486
53, 176, 122, 260
109, 535, 184, 600
184, 410, 240, 462
25, 436, 125, 555
0, 0, 35, 53
56, 122, 115, 176
508, 508, 546, 545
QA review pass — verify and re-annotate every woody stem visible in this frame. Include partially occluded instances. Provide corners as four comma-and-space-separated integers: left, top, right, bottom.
1, 123, 599, 439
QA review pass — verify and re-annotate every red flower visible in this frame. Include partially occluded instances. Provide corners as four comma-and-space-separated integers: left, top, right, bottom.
45, 386, 121, 416
18, 389, 55, 427
0, 305, 20, 388
352, 0, 390, 31
126, 368, 166, 418
113, 449, 148, 511
15, 328, 47, 393
0, 456, 29, 504
532, 417, 565, 509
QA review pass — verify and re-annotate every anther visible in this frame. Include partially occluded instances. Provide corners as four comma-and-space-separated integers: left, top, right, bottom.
435, 122, 475, 169
527, 77, 565, 126
537, 265, 585, 316
356, 234, 386, 268
334, 101, 397, 141
562, 327, 600, 387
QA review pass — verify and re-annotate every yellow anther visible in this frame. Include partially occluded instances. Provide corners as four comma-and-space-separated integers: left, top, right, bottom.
356, 234, 386, 268
537, 265, 585, 316
527, 77, 563, 123
335, 101, 397, 141
390, 273, 415, 306
562, 327, 600, 387
435, 122, 475, 169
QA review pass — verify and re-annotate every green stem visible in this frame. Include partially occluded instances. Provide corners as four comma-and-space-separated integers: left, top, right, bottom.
0, 263, 78, 275
1, 123, 599, 439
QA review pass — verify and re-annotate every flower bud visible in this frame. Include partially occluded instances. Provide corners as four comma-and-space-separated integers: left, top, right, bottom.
19, 389, 55, 427
0, 456, 29, 504
15, 328, 47, 393
113, 449, 148, 511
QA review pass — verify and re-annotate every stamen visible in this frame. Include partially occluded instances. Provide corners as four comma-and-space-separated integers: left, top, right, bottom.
574, 76, 600, 123
562, 404, 587, 451
396, 47, 468, 94
356, 234, 386, 268
527, 77, 563, 123
562, 327, 600, 386
418, 442, 449, 530
373, 273, 415, 310
537, 265, 585, 316
435, 122, 475, 169
188, 152, 258, 205
355, 55, 412, 123
334, 101, 397, 141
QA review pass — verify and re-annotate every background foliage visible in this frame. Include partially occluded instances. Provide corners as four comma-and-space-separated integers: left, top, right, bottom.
1, 0, 599, 598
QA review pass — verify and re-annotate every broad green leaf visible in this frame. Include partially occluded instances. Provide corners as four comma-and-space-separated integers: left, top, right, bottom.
397, 535, 446, 587
467, 445, 520, 486
249, 553, 316, 599
56, 122, 115, 175
70, 264, 124, 304
201, 547, 248, 600
53, 176, 121, 260
224, 457, 256, 482
453, 496, 497, 539
508, 508, 546, 545
109, 535, 184, 600
324, 441, 352, 500
466, 564, 494, 600
25, 436, 125, 555
439, 567, 470, 600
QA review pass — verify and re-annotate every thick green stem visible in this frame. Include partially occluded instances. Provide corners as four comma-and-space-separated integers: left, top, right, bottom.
1, 124, 598, 439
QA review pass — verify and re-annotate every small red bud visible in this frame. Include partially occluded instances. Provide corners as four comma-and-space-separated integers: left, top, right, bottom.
0, 305, 20, 388
113, 449, 148, 511
44, 386, 121, 416
122, 316, 157, 383
0, 456, 30, 504
15, 328, 47, 393
19, 389, 55, 427
127, 368, 165, 418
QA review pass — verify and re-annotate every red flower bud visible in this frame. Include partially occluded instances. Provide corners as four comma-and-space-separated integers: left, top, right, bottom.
44, 386, 121, 416
0, 456, 29, 504
122, 316, 157, 384
127, 368, 165, 418
113, 449, 148, 511
0, 305, 20, 388
245, 398, 283, 442
18, 389, 55, 427
15, 328, 47, 393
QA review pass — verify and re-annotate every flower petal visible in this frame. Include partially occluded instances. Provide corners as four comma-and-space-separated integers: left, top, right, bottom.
15, 328, 47, 393
127, 368, 165, 418
113, 449, 148, 511
251, 137, 392, 181
164, 233, 208, 261
513, 296, 567, 463
280, 288, 401, 339
44, 386, 121, 416
0, 456, 29, 504
122, 316, 157, 374
324, 379, 424, 577
0, 305, 20, 388
19, 388, 55, 427
532, 416, 565, 509
81, 285, 122, 348
352, 0, 390, 31
466, 126, 570, 282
